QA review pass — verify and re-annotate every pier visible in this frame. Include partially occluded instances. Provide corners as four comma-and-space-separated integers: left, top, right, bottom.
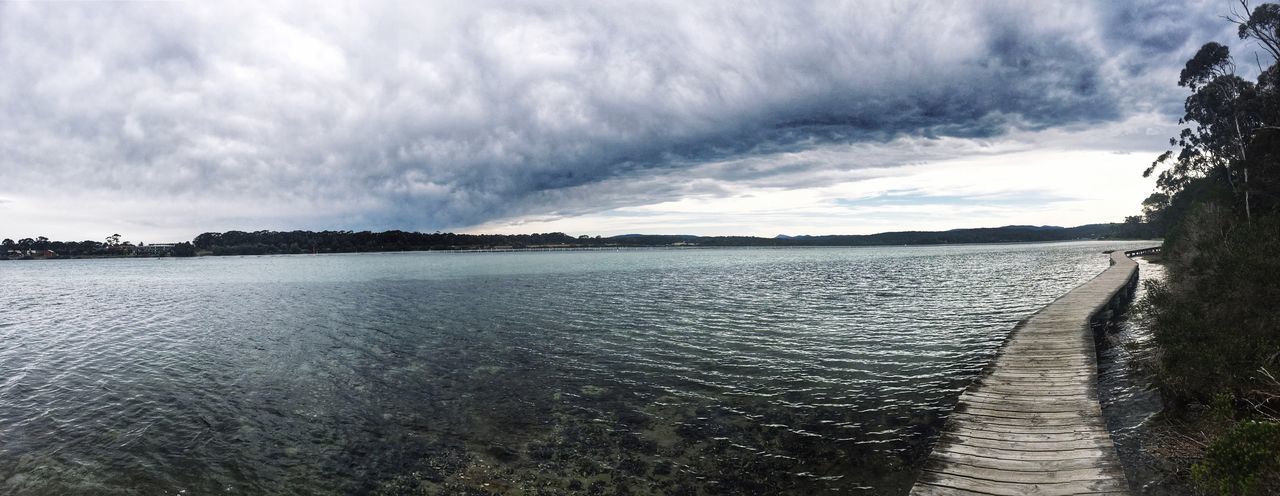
910, 248, 1154, 495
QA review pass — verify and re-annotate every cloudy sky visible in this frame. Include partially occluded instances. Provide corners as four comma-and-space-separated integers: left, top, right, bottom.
0, 1, 1258, 241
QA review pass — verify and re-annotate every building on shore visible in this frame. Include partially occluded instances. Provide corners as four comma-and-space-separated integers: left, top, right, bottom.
135, 243, 176, 256
3, 249, 57, 259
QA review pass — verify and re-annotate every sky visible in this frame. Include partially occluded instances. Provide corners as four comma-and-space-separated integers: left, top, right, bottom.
0, 1, 1262, 242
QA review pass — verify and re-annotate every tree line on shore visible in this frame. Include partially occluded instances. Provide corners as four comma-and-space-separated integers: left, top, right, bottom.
3, 222, 1155, 259
0, 234, 195, 258
1139, 2, 1280, 492
187, 222, 1152, 255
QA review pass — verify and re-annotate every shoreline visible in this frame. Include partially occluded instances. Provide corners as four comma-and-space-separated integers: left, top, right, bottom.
1096, 254, 1227, 495
0, 238, 1164, 262
1095, 255, 1195, 494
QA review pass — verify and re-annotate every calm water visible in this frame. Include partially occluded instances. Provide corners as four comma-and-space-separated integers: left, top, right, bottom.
0, 241, 1150, 495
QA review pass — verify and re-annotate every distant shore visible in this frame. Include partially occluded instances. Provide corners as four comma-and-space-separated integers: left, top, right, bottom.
0, 233, 1162, 262
2, 222, 1159, 261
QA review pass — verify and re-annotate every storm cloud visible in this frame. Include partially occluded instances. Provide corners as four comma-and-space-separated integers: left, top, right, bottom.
0, 1, 1244, 236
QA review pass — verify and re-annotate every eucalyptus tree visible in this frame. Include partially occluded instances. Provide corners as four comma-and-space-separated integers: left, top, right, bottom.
1147, 42, 1262, 221
1146, 2, 1280, 224
1235, 1, 1280, 61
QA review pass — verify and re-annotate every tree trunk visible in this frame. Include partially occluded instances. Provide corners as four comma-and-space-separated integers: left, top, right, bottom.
1234, 115, 1252, 223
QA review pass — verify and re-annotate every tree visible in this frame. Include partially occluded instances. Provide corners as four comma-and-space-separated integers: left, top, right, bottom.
1138, 0, 1280, 444
1234, 1, 1280, 61
170, 242, 197, 257
193, 232, 221, 250
77, 240, 100, 255
1145, 29, 1277, 226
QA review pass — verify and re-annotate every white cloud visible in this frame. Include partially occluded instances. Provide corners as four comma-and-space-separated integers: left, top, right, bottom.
471, 119, 1166, 236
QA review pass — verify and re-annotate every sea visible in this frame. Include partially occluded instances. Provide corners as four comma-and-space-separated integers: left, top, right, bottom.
0, 240, 1153, 495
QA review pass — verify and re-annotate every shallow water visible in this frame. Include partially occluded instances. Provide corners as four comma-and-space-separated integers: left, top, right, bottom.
0, 241, 1151, 495
1096, 257, 1178, 494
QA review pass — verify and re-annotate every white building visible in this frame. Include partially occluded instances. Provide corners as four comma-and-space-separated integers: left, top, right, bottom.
135, 243, 176, 256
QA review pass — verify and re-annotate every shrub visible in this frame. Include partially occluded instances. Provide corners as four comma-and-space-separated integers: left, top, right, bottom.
1142, 206, 1280, 406
1192, 421, 1280, 495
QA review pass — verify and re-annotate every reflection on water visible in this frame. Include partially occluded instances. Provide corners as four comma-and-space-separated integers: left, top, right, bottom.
0, 242, 1149, 494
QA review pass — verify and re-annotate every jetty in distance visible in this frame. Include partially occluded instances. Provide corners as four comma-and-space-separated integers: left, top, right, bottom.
911, 248, 1156, 495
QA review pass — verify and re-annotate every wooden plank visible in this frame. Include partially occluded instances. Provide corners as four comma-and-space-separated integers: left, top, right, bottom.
989, 363, 1092, 370
930, 450, 1123, 472
991, 364, 1091, 370
985, 373, 1094, 381
1004, 343, 1088, 348
929, 463, 1124, 484
935, 443, 1116, 462
991, 352, 1089, 358
946, 427, 1113, 443
918, 470, 1128, 496
976, 377, 1094, 387
910, 482, 992, 496
957, 406, 1097, 420
988, 369, 1094, 375
940, 433, 1114, 452
967, 387, 1095, 397
946, 412, 1107, 429
964, 391, 1093, 402
957, 401, 1098, 415
959, 395, 1094, 407
909, 250, 1137, 495
993, 355, 1090, 362
959, 398, 1095, 409
944, 419, 1106, 436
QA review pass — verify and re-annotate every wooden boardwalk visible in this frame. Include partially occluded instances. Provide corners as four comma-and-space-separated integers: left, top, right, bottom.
910, 250, 1143, 496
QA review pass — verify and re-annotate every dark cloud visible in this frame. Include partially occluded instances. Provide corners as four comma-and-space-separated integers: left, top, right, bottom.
0, 1, 1241, 233
1104, 0, 1208, 60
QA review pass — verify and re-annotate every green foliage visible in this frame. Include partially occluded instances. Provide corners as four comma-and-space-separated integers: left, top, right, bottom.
1212, 392, 1238, 422
1145, 3, 1280, 230
1140, 3, 1280, 410
170, 242, 197, 257
1192, 421, 1280, 495
1142, 208, 1280, 405
1237, 2, 1280, 61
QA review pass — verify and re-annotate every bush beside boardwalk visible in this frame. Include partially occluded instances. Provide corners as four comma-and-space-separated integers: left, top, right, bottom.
1138, 2, 1280, 493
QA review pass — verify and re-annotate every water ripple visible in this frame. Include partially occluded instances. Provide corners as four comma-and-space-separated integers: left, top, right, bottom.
0, 241, 1151, 494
